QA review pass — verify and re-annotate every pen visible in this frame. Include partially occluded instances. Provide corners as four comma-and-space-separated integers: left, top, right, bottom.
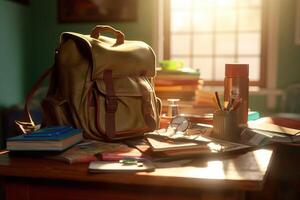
214, 91, 223, 111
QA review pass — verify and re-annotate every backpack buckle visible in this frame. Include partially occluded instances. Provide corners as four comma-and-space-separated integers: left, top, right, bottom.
106, 96, 118, 113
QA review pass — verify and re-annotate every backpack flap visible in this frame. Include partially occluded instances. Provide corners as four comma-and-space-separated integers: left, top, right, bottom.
92, 75, 159, 140
91, 37, 156, 79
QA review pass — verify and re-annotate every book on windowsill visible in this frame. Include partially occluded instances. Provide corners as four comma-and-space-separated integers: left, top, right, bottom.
6, 126, 83, 151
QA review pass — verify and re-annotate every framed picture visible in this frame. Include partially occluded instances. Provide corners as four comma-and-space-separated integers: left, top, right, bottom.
58, 0, 137, 23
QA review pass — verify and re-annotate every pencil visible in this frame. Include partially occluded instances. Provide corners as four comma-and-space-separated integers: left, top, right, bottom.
231, 97, 242, 111
214, 91, 223, 110
226, 97, 235, 111
224, 101, 229, 110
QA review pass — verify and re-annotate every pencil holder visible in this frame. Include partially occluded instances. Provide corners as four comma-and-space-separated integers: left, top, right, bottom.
212, 110, 240, 141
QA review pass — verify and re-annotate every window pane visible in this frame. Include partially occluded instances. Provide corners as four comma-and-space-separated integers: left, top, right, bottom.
193, 58, 213, 80
238, 33, 261, 55
171, 0, 192, 11
238, 0, 261, 7
238, 9, 261, 31
216, 0, 236, 7
216, 8, 237, 31
171, 11, 192, 32
193, 10, 214, 32
215, 57, 235, 80
171, 56, 191, 68
238, 57, 260, 81
193, 34, 213, 55
216, 33, 236, 55
194, 0, 215, 8
171, 34, 191, 55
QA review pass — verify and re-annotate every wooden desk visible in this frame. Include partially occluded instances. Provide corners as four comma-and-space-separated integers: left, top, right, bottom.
0, 149, 273, 200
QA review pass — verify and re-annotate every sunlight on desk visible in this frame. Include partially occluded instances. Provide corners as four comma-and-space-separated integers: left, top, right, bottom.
195, 161, 225, 179
147, 149, 273, 183
253, 149, 273, 172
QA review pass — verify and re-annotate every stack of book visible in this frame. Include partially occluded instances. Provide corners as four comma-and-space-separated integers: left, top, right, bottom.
154, 68, 202, 101
6, 126, 83, 151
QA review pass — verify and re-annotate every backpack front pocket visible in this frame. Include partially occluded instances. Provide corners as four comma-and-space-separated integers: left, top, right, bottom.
94, 77, 154, 140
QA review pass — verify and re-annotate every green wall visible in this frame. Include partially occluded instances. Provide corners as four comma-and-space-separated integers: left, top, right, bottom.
0, 1, 29, 107
250, 0, 300, 114
277, 0, 300, 89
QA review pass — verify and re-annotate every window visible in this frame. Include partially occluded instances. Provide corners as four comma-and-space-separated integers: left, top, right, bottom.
163, 0, 267, 86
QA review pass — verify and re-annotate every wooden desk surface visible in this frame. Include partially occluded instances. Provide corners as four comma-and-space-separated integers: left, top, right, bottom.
0, 148, 273, 191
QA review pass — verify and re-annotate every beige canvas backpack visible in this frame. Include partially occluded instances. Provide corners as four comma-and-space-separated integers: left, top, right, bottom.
17, 25, 161, 141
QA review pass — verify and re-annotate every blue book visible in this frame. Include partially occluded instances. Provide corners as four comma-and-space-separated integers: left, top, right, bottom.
24, 126, 74, 138
6, 126, 83, 151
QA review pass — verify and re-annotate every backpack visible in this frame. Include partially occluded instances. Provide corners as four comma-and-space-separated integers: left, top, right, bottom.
18, 25, 161, 141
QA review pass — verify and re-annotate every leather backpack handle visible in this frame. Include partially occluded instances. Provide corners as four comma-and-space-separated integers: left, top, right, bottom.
90, 25, 125, 46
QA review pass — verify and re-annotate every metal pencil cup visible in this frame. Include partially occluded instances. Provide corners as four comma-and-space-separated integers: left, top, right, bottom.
212, 110, 240, 141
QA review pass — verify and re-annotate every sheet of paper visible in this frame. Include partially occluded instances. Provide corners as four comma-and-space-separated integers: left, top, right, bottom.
248, 122, 300, 136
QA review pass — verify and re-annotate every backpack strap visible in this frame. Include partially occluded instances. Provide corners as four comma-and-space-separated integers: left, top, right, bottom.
103, 70, 118, 139
15, 67, 53, 133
